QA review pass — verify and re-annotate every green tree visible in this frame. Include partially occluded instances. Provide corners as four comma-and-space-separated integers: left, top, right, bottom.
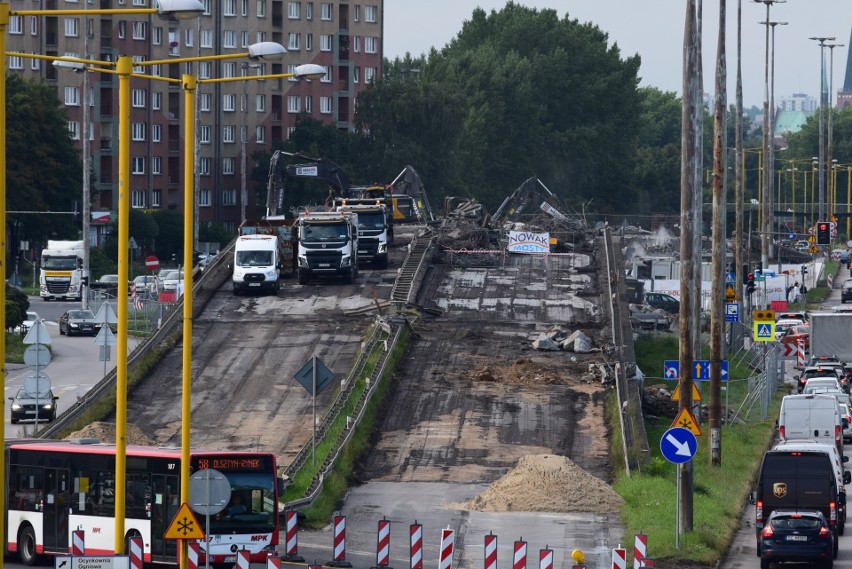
6, 284, 29, 333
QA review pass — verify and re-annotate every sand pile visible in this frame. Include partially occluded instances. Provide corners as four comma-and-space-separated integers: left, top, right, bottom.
65, 422, 157, 446
459, 454, 623, 513
462, 359, 566, 385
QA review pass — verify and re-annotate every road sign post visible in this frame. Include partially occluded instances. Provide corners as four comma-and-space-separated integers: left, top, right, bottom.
660, 427, 697, 550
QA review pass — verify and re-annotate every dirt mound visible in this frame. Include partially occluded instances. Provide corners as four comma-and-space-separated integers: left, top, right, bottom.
65, 422, 157, 446
458, 454, 623, 513
462, 359, 593, 386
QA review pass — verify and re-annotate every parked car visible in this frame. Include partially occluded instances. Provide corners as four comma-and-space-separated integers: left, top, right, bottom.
758, 509, 835, 567
13, 311, 39, 335
92, 274, 123, 297
160, 269, 184, 292
842, 279, 852, 304
644, 292, 680, 314
9, 387, 58, 423
59, 309, 98, 336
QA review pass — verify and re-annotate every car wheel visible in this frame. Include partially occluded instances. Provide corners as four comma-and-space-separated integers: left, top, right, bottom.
18, 525, 38, 565
59, 325, 65, 335
11, 417, 18, 424
759, 557, 770, 569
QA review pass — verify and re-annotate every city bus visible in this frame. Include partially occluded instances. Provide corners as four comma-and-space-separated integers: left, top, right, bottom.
5, 438, 284, 565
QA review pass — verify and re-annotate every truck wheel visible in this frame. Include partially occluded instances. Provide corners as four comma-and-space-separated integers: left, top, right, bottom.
345, 267, 355, 284
233, 286, 240, 296
298, 273, 308, 285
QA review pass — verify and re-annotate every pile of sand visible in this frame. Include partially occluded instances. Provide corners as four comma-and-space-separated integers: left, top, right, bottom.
458, 454, 623, 513
65, 422, 157, 446
462, 359, 566, 385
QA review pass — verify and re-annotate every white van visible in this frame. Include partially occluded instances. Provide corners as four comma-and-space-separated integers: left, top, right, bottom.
778, 393, 845, 458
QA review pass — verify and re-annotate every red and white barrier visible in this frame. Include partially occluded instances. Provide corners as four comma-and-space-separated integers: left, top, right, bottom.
484, 533, 498, 569
237, 550, 250, 569
187, 542, 200, 569
267, 556, 282, 569
538, 548, 553, 569
633, 534, 646, 569
376, 519, 391, 567
439, 529, 454, 569
410, 523, 423, 569
333, 515, 347, 562
129, 536, 143, 569
797, 338, 806, 367
612, 546, 626, 569
513, 540, 527, 569
72, 530, 84, 555
285, 511, 299, 556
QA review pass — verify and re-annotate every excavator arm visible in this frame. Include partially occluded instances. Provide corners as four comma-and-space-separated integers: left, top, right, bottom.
491, 177, 566, 225
266, 150, 351, 217
389, 165, 435, 223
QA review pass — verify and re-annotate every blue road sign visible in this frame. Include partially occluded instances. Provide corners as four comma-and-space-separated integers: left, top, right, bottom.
660, 427, 698, 464
789, 232, 796, 240
664, 360, 727, 380
725, 272, 735, 285
726, 302, 739, 322
663, 360, 679, 380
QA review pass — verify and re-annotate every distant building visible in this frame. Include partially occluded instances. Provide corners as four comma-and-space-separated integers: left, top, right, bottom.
778, 93, 817, 113
838, 31, 852, 110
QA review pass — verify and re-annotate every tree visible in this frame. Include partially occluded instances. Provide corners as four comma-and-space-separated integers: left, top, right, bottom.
6, 284, 29, 333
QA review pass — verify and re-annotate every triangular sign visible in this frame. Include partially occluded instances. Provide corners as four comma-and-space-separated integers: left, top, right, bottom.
93, 301, 119, 325
670, 408, 702, 436
671, 382, 702, 402
23, 319, 52, 345
93, 325, 116, 347
164, 502, 205, 540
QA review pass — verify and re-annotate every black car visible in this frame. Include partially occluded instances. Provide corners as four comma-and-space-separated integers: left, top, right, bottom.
758, 509, 834, 568
59, 309, 98, 336
9, 388, 58, 423
842, 279, 852, 304
644, 292, 680, 314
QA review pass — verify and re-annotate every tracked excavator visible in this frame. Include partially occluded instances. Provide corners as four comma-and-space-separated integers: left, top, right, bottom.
349, 165, 435, 224
490, 176, 567, 226
266, 150, 351, 217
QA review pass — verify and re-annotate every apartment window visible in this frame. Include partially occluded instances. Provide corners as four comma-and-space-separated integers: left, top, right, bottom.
152, 91, 162, 110
131, 122, 146, 141
223, 62, 236, 78
288, 33, 300, 50
365, 5, 377, 22
152, 124, 161, 142
353, 36, 360, 52
365, 37, 377, 54
132, 157, 145, 175
320, 34, 332, 52
223, 0, 236, 16
64, 87, 80, 106
199, 189, 211, 206
198, 61, 212, 80
305, 96, 312, 113
152, 156, 162, 175
199, 125, 211, 143
305, 33, 313, 51
223, 157, 235, 174
153, 26, 162, 44
68, 121, 80, 140
185, 28, 193, 47
223, 30, 236, 48
29, 16, 38, 35
320, 3, 332, 20
64, 18, 79, 37
256, 94, 266, 112
7, 55, 23, 70
354, 4, 359, 21
118, 21, 126, 39
199, 158, 211, 176
255, 126, 265, 143
320, 66, 332, 83
200, 93, 212, 111
30, 57, 40, 71
353, 66, 359, 83
8, 15, 22, 34
132, 89, 146, 107
150, 64, 162, 77
200, 29, 213, 48
132, 55, 147, 73
287, 1, 299, 18
287, 126, 297, 140
241, 0, 248, 16
365, 67, 376, 83
256, 0, 266, 17
223, 94, 236, 111
131, 190, 145, 208
223, 189, 237, 206
241, 31, 249, 48
223, 125, 236, 143
255, 31, 266, 43
202, 0, 211, 15
152, 190, 162, 208
132, 0, 146, 6
287, 96, 300, 113
319, 96, 332, 114
306, 1, 312, 19
132, 21, 146, 40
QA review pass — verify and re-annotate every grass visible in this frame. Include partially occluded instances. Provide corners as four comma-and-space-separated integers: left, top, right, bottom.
6, 332, 27, 363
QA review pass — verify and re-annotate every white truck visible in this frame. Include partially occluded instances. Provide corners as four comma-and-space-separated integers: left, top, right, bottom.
39, 240, 85, 301
334, 200, 390, 268
296, 210, 359, 285
809, 311, 852, 363
232, 234, 281, 296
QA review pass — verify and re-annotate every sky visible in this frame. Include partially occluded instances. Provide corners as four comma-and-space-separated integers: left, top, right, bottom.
383, 1, 851, 108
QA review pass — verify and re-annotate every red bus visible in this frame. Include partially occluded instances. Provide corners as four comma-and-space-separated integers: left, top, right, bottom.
5, 439, 283, 565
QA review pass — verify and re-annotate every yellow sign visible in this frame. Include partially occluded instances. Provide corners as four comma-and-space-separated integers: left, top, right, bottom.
753, 320, 775, 342
671, 382, 702, 402
725, 285, 736, 300
809, 244, 820, 255
753, 309, 775, 321
808, 235, 817, 243
164, 503, 205, 540
671, 408, 702, 436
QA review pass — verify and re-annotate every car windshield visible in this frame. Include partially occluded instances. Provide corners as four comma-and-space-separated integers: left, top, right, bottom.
25, 312, 37, 321
236, 251, 273, 266
69, 310, 94, 319
16, 389, 51, 399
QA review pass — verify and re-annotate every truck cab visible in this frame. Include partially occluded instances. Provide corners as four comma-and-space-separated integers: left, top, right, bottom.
334, 200, 390, 268
39, 240, 85, 301
296, 211, 359, 285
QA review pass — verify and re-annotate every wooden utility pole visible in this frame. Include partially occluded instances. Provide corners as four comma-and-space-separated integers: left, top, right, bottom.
734, 0, 743, 304
692, 0, 704, 362
710, 0, 727, 467
679, 0, 699, 533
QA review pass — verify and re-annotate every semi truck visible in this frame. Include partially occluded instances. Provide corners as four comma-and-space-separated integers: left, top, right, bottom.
333, 199, 390, 268
295, 210, 359, 285
808, 311, 852, 363
39, 240, 85, 301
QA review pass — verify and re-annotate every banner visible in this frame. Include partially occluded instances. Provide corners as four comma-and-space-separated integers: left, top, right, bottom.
507, 231, 550, 254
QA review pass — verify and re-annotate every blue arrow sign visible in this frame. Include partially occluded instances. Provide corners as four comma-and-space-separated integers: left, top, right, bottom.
693, 360, 728, 381
663, 360, 679, 379
660, 427, 698, 464
725, 302, 739, 322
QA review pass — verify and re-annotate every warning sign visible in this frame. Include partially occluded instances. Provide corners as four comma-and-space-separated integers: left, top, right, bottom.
671, 382, 702, 402
164, 503, 205, 540
753, 321, 775, 342
671, 408, 702, 436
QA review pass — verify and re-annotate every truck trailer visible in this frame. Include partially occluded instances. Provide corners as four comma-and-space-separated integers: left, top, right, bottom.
809, 311, 852, 364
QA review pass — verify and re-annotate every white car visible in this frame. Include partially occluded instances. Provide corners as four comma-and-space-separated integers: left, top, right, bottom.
775, 318, 804, 341
14, 311, 39, 335
161, 270, 184, 292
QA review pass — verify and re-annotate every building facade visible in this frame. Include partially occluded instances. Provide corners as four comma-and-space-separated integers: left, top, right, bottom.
6, 0, 384, 234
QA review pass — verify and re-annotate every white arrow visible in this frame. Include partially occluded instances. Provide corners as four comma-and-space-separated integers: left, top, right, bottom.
666, 433, 692, 456
722, 367, 728, 378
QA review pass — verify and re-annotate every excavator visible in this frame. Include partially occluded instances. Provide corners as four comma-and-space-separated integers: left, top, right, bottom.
348, 165, 435, 224
490, 176, 568, 226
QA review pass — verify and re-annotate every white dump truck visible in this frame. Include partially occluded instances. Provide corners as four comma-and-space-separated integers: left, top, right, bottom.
296, 210, 359, 285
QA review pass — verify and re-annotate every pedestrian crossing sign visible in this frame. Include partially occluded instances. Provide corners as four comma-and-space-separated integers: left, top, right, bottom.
753, 321, 775, 342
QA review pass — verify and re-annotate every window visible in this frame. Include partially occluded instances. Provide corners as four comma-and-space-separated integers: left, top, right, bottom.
287, 126, 297, 139
256, 0, 266, 17
223, 30, 236, 48
288, 33, 300, 50
131, 55, 146, 73
222, 157, 235, 174
152, 190, 162, 208
320, 3, 332, 20
152, 92, 162, 110
185, 28, 193, 47
365, 67, 376, 83
200, 29, 213, 48
354, 4, 359, 21
305, 96, 312, 113
132, 157, 145, 175
152, 156, 161, 175
223, 94, 236, 111
199, 93, 212, 112
305, 33, 313, 51
223, 0, 235, 16
365, 5, 377, 22
199, 189, 211, 206
241, 30, 249, 48
320, 66, 332, 82
306, 2, 313, 19
118, 21, 126, 39
153, 26, 162, 44
64, 18, 79, 37
365, 37, 377, 54
353, 36, 360, 52
320, 34, 332, 52
132, 89, 146, 108
202, 0, 211, 15
131, 122, 146, 141
199, 125, 211, 144
7, 55, 23, 70
152, 124, 161, 142
256, 94, 266, 112
223, 189, 237, 206
223, 125, 235, 143
132, 21, 146, 40
131, 190, 145, 208
287, 1, 300, 18
241, 0, 248, 16
198, 61, 212, 80
132, 0, 146, 6
199, 158, 211, 176
29, 16, 38, 35
8, 15, 22, 34
320, 96, 332, 114
255, 126, 265, 143
30, 57, 40, 71
68, 121, 81, 140
223, 62, 236, 78
353, 66, 359, 83
64, 87, 80, 106
287, 96, 300, 113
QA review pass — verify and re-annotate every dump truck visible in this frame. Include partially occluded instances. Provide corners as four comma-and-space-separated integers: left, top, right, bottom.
295, 210, 359, 285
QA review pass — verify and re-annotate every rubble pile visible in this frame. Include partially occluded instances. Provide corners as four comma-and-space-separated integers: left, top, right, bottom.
462, 358, 600, 386
642, 384, 678, 417
531, 327, 596, 353
65, 422, 157, 446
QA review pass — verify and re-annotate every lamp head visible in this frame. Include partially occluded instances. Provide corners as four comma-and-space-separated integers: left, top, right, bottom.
155, 0, 205, 21
293, 64, 326, 80
247, 42, 286, 61
52, 59, 86, 74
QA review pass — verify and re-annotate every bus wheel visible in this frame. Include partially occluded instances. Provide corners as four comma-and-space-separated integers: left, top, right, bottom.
18, 525, 38, 566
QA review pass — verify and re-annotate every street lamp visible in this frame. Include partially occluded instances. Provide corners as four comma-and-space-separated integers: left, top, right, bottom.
810, 36, 836, 222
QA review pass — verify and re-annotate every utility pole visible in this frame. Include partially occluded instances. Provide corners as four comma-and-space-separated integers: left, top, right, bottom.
734, 0, 744, 312
692, 0, 704, 362
810, 36, 835, 221
827, 43, 844, 219
679, 0, 699, 533
710, 0, 727, 467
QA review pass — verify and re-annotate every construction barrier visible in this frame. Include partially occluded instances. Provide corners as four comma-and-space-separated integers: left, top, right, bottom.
334, 516, 347, 561
376, 518, 391, 567
283, 511, 305, 562
237, 550, 250, 569
188, 542, 200, 569
633, 534, 647, 569
797, 337, 806, 367
410, 523, 423, 569
612, 546, 627, 569
267, 556, 282, 569
538, 548, 553, 569
129, 536, 143, 569
72, 530, 84, 556
484, 533, 497, 569
439, 529, 454, 569
513, 540, 527, 569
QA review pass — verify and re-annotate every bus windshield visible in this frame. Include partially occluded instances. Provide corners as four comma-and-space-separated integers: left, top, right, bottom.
210, 472, 277, 533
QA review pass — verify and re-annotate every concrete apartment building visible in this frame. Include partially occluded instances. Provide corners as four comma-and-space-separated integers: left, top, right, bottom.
6, 0, 384, 237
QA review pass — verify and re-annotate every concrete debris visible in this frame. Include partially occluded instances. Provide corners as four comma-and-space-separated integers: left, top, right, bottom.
532, 335, 560, 351
531, 327, 594, 353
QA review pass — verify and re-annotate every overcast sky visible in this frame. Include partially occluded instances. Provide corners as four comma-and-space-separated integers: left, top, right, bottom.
383, 1, 851, 108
